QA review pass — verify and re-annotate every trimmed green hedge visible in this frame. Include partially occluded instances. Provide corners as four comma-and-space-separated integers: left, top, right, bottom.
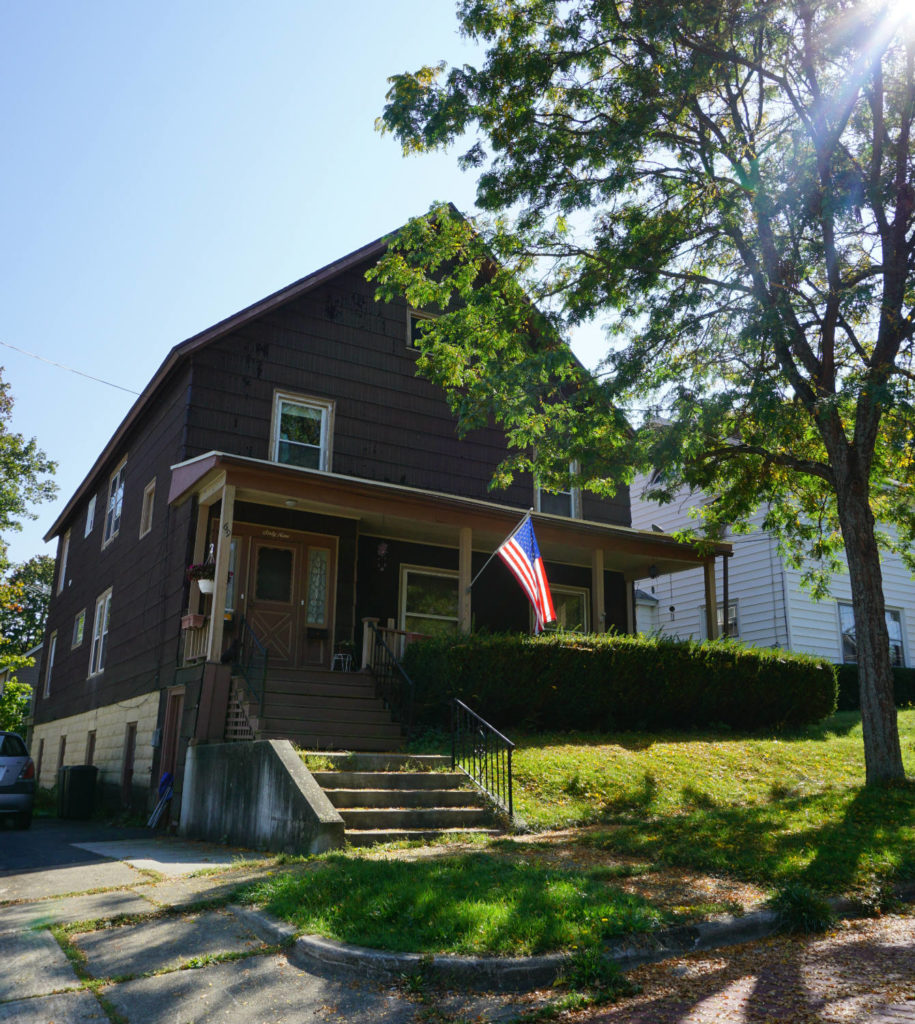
835, 664, 915, 711
402, 633, 837, 733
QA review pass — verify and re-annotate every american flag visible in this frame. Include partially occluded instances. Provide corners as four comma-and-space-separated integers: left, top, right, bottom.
497, 516, 556, 632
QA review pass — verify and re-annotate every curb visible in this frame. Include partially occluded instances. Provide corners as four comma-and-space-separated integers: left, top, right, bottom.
229, 884, 915, 994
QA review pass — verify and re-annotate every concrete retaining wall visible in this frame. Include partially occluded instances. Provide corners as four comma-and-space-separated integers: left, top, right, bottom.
179, 740, 345, 854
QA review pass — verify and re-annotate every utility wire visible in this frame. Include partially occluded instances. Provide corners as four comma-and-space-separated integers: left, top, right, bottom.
0, 338, 141, 396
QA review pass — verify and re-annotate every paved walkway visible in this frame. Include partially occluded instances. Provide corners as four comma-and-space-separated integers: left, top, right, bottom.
2, 819, 914, 1022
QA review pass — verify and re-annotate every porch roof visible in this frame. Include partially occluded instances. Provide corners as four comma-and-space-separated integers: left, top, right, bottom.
169, 451, 730, 581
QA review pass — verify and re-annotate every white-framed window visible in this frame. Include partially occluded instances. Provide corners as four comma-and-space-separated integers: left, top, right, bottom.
89, 588, 113, 676
85, 494, 96, 537
534, 460, 581, 518
139, 478, 156, 538
43, 632, 57, 698
270, 391, 333, 471
838, 602, 904, 667
407, 309, 437, 349
538, 585, 589, 633
103, 459, 126, 546
701, 601, 740, 639
56, 531, 70, 595
399, 565, 460, 637
72, 609, 86, 649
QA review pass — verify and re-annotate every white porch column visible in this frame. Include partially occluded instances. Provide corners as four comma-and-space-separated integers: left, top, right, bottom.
591, 548, 605, 634
206, 484, 236, 661
704, 557, 719, 640
458, 526, 472, 635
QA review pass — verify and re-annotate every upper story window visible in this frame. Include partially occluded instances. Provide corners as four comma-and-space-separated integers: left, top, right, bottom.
56, 531, 70, 595
43, 631, 57, 698
839, 601, 904, 667
271, 391, 333, 471
85, 495, 96, 537
408, 309, 437, 349
535, 460, 582, 518
89, 588, 113, 676
139, 478, 156, 538
103, 459, 126, 546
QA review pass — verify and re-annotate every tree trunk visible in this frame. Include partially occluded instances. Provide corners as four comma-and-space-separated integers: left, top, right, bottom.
835, 471, 905, 784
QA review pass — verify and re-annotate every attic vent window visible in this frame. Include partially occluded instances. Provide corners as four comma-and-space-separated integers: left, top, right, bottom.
271, 391, 334, 472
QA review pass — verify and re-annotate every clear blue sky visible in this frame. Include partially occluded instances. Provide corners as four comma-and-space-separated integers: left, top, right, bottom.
0, 1, 603, 565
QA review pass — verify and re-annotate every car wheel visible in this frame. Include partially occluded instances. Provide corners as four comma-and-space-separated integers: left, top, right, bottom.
16, 810, 32, 830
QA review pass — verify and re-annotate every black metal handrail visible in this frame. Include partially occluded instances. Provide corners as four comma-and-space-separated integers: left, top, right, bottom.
451, 699, 514, 818
367, 621, 415, 736
233, 616, 268, 711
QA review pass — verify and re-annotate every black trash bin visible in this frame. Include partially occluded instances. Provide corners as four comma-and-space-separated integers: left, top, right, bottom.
57, 765, 98, 819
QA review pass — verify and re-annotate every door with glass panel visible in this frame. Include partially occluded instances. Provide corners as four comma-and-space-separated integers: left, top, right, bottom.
245, 536, 335, 668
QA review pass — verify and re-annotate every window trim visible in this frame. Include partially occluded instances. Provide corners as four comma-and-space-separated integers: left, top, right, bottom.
103, 458, 127, 548
139, 477, 156, 538
399, 564, 460, 635
72, 608, 86, 650
536, 584, 590, 634
534, 460, 582, 519
89, 588, 113, 677
269, 390, 334, 472
699, 600, 740, 640
56, 531, 70, 595
43, 631, 57, 698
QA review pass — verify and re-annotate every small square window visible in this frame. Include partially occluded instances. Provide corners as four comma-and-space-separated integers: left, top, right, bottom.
139, 478, 156, 538
407, 309, 437, 349
539, 586, 589, 633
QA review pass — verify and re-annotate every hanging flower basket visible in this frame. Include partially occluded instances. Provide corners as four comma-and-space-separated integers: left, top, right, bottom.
197, 578, 215, 594
187, 562, 216, 594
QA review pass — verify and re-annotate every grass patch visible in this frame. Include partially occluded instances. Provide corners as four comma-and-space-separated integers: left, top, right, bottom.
239, 851, 672, 955
507, 710, 915, 893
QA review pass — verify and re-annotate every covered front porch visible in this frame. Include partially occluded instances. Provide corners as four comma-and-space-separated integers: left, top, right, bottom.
169, 451, 731, 670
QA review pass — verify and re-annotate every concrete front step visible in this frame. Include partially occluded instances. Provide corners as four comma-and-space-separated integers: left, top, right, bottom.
310, 770, 468, 790
305, 752, 451, 772
337, 807, 495, 830
323, 787, 482, 809
345, 828, 502, 848
260, 732, 402, 752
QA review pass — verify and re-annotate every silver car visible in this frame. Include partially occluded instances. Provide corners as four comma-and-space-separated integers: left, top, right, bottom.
0, 731, 35, 829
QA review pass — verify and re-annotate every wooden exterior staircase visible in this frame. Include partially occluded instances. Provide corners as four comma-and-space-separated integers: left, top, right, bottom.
227, 667, 404, 752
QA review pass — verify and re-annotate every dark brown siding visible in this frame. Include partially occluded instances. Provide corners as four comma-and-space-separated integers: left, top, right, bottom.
185, 258, 629, 524
35, 366, 193, 724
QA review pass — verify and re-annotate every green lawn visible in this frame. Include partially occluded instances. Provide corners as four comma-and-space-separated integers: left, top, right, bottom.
245, 712, 915, 957
511, 710, 915, 891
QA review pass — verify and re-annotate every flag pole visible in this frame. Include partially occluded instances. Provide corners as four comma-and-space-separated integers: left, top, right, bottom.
466, 508, 534, 593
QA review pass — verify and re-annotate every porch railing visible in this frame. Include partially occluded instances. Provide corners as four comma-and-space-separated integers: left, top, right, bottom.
451, 698, 514, 818
233, 616, 268, 712
366, 621, 416, 736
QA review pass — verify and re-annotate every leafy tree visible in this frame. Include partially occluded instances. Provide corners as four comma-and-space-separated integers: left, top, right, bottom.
373, 0, 915, 782
0, 679, 33, 733
0, 554, 53, 658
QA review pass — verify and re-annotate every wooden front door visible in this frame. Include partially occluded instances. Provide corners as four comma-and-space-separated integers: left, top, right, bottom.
245, 535, 336, 668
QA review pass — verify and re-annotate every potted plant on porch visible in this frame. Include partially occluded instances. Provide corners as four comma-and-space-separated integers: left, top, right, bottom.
187, 561, 216, 595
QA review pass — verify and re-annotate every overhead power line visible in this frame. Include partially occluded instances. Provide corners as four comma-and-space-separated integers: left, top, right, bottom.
0, 338, 141, 396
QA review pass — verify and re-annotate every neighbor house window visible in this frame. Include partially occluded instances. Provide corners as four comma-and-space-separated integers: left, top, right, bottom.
271, 391, 333, 471
85, 494, 96, 537
43, 631, 57, 698
56, 531, 70, 594
103, 459, 126, 546
89, 588, 113, 676
701, 601, 739, 639
838, 602, 904, 667
400, 566, 459, 638
538, 586, 589, 633
139, 478, 156, 538
72, 609, 86, 649
408, 309, 437, 349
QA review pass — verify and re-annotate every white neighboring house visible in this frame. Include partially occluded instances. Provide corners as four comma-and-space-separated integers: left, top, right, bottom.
631, 476, 914, 668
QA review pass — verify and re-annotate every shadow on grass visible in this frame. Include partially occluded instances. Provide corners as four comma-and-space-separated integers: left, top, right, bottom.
582, 778, 915, 891
237, 852, 672, 956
